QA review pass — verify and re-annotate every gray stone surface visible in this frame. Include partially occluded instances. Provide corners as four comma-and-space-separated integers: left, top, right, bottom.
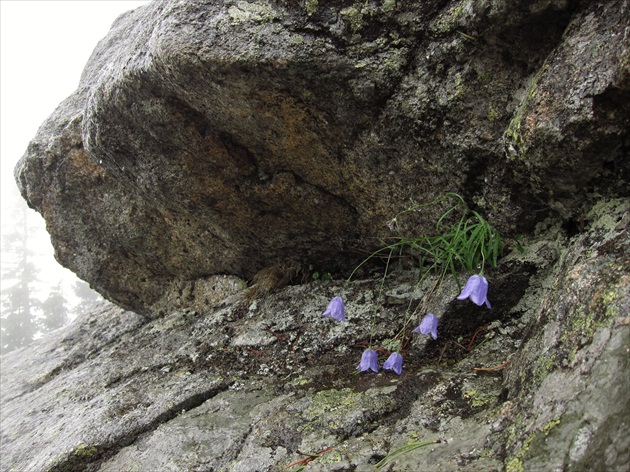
1, 199, 628, 471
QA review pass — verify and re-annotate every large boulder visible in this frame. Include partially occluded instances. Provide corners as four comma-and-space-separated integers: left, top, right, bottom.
14, 0, 629, 315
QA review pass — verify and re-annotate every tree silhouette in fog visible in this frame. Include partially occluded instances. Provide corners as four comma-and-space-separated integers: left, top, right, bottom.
1, 202, 39, 354
40, 283, 68, 332
2, 193, 104, 354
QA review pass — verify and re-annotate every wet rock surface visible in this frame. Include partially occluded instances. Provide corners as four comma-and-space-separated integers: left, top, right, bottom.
5, 0, 630, 470
1, 199, 628, 471
14, 0, 629, 315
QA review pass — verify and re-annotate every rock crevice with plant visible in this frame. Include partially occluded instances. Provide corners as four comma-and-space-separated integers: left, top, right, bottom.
3, 0, 629, 470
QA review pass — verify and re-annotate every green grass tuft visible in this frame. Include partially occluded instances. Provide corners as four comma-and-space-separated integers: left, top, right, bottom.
350, 193, 503, 286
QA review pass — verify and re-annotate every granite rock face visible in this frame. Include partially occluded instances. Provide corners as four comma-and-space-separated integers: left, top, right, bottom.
1, 199, 628, 471
5, 1, 629, 469
14, 0, 629, 315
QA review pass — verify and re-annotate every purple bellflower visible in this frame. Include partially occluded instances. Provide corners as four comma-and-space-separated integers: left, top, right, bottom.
457, 274, 491, 308
356, 349, 379, 373
383, 352, 403, 375
413, 314, 438, 340
323, 297, 346, 321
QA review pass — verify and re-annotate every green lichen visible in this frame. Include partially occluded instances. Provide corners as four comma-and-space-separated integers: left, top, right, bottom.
340, 1, 399, 33
432, 0, 466, 34
381, 0, 397, 13
531, 353, 557, 386
300, 387, 397, 436
505, 64, 548, 160
290, 374, 311, 387
477, 69, 492, 84
505, 411, 525, 448
304, 388, 358, 424
505, 108, 526, 159
383, 48, 408, 73
559, 211, 627, 352
73, 444, 99, 458
587, 198, 630, 233
318, 448, 343, 465
506, 455, 525, 472
341, 6, 364, 32
566, 307, 596, 340
542, 417, 561, 435
602, 288, 621, 319
512, 345, 558, 397
560, 283, 624, 365
463, 388, 494, 408
228, 2, 277, 24
305, 0, 318, 16
506, 417, 562, 471
449, 72, 467, 101
487, 105, 500, 122
289, 34, 305, 46
150, 311, 186, 333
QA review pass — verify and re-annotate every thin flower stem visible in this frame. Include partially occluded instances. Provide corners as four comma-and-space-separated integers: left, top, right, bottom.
369, 246, 394, 347
398, 276, 442, 349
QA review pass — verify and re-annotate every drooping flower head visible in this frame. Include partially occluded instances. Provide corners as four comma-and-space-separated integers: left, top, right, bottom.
457, 274, 491, 308
383, 352, 403, 375
356, 349, 379, 373
322, 296, 346, 321
413, 314, 438, 340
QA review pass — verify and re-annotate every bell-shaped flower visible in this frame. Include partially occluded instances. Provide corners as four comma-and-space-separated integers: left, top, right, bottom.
413, 314, 438, 340
383, 352, 403, 375
457, 274, 491, 308
356, 349, 379, 373
322, 296, 346, 321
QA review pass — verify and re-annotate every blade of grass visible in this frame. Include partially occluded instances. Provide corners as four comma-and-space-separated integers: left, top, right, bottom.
375, 439, 441, 469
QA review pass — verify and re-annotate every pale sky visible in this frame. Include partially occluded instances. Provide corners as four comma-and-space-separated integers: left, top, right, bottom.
1, 1, 151, 304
